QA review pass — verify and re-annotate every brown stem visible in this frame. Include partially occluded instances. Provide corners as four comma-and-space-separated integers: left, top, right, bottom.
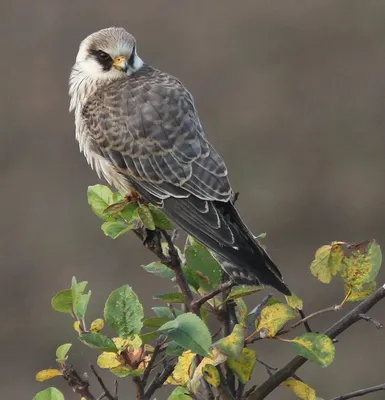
143, 363, 175, 400
191, 281, 235, 313
133, 376, 144, 400
61, 364, 96, 400
248, 284, 385, 400
90, 364, 116, 400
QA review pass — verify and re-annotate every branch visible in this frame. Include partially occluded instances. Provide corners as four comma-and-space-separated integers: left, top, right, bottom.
90, 365, 117, 400
329, 383, 385, 400
61, 364, 96, 400
191, 281, 235, 313
249, 284, 385, 400
143, 363, 175, 400
134, 227, 194, 311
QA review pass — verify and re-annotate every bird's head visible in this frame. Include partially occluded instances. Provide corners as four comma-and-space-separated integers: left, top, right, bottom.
72, 27, 143, 82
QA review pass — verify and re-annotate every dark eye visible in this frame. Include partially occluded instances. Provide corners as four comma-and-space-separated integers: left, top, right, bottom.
96, 50, 111, 62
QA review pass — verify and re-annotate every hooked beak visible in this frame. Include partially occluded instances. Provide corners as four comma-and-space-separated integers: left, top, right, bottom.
112, 56, 129, 72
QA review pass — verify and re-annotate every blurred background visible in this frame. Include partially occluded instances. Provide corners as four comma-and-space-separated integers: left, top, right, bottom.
1, 1, 385, 399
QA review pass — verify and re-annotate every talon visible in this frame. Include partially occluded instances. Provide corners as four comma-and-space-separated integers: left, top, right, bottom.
125, 190, 140, 204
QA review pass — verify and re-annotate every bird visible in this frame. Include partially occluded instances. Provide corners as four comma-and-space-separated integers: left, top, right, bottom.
69, 27, 291, 295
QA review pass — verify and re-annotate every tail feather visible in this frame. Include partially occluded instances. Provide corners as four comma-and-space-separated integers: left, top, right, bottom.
163, 197, 291, 295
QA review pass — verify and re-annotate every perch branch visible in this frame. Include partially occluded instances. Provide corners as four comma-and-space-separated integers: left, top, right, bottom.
248, 284, 385, 400
329, 383, 385, 400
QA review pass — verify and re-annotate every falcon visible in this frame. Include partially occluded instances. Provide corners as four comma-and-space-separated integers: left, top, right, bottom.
69, 27, 291, 295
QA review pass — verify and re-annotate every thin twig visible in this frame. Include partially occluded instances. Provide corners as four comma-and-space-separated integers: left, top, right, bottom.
329, 383, 385, 400
142, 341, 162, 386
191, 281, 235, 312
90, 365, 116, 400
161, 229, 195, 311
298, 309, 312, 332
248, 284, 385, 400
358, 313, 383, 329
256, 358, 278, 377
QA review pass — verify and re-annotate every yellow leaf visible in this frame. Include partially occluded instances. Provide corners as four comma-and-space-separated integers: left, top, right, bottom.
202, 364, 220, 388
282, 377, 316, 400
227, 348, 256, 384
112, 335, 142, 352
214, 324, 245, 358
73, 321, 81, 333
256, 303, 296, 337
345, 281, 376, 302
90, 318, 104, 332
310, 243, 344, 284
189, 348, 227, 390
340, 240, 382, 288
234, 298, 248, 322
285, 292, 303, 310
97, 352, 122, 369
167, 350, 195, 386
291, 333, 335, 367
36, 369, 63, 382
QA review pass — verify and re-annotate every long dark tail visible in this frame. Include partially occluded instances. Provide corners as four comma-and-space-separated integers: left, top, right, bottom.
160, 196, 291, 295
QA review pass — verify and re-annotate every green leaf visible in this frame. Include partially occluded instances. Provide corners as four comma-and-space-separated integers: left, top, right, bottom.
285, 292, 303, 310
168, 386, 191, 400
291, 333, 335, 367
310, 243, 344, 284
137, 205, 156, 230
104, 285, 144, 338
33, 387, 64, 400
158, 312, 212, 356
214, 324, 244, 358
71, 277, 88, 306
154, 292, 186, 303
101, 221, 133, 239
55, 343, 72, 363
340, 240, 382, 288
143, 261, 175, 280
51, 289, 73, 314
152, 306, 183, 319
110, 366, 145, 377
182, 267, 201, 292
235, 298, 248, 322
143, 317, 170, 329
140, 331, 159, 344
75, 291, 91, 319
120, 203, 138, 223
282, 377, 316, 400
184, 236, 222, 288
87, 185, 116, 221
202, 364, 220, 388
148, 204, 174, 230
227, 348, 256, 384
166, 341, 186, 357
79, 333, 118, 352
226, 285, 263, 301
345, 281, 377, 302
257, 303, 296, 337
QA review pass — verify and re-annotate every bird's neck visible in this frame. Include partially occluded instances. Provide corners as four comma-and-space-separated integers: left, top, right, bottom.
69, 67, 102, 113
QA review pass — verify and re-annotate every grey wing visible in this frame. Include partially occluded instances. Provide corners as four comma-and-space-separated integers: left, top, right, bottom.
83, 71, 236, 246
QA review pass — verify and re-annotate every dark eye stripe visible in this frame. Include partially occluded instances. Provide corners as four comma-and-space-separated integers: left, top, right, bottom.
89, 49, 113, 71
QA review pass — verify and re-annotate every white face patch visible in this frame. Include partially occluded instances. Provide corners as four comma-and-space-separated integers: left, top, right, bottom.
73, 32, 144, 83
